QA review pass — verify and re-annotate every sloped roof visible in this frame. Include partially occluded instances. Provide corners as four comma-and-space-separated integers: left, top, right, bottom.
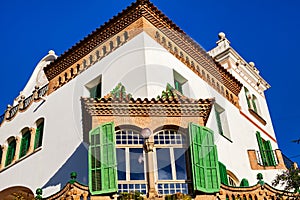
44, 0, 242, 97
82, 87, 214, 125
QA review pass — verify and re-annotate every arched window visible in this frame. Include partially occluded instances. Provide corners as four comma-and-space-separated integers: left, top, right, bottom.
34, 119, 44, 149
244, 87, 251, 109
252, 94, 260, 114
227, 170, 239, 187
19, 128, 31, 158
5, 137, 16, 166
115, 127, 147, 194
154, 129, 190, 195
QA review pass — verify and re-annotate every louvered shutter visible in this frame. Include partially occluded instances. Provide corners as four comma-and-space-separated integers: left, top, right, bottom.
218, 162, 228, 185
34, 122, 44, 149
189, 123, 220, 193
5, 140, 16, 166
19, 131, 31, 158
256, 132, 268, 166
89, 122, 117, 195
264, 140, 276, 166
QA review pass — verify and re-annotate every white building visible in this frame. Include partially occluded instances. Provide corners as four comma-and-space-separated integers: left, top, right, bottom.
0, 0, 292, 199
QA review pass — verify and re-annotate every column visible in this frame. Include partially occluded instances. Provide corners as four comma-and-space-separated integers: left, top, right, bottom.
14, 136, 21, 161
142, 128, 158, 199
0, 145, 7, 169
28, 128, 36, 153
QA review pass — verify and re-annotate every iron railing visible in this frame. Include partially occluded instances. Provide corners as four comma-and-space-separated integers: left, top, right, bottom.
256, 150, 278, 166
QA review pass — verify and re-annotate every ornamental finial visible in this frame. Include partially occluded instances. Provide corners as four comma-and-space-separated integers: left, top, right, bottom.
136, 0, 150, 4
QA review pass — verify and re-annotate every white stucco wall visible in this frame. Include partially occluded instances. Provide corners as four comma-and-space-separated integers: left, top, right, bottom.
0, 32, 282, 196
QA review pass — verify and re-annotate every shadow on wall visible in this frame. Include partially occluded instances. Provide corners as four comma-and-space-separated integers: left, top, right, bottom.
42, 143, 88, 189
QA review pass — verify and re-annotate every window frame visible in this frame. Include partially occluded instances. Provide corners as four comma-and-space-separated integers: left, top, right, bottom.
85, 75, 102, 98
115, 128, 147, 195
5, 138, 16, 167
19, 129, 31, 159
153, 129, 191, 195
173, 70, 187, 95
214, 104, 231, 140
34, 119, 44, 150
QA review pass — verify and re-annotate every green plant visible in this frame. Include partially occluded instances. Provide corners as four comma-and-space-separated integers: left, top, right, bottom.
117, 191, 144, 200
272, 165, 300, 199
164, 192, 192, 200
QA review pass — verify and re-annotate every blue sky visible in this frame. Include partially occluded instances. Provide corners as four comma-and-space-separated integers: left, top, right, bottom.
0, 0, 299, 164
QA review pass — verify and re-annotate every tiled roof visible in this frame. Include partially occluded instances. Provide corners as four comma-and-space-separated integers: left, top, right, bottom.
44, 0, 184, 78
44, 0, 242, 98
81, 95, 214, 125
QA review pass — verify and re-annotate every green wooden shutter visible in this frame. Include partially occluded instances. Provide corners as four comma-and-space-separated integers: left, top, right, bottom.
240, 178, 250, 187
264, 140, 276, 166
189, 123, 220, 193
244, 88, 251, 109
19, 131, 31, 158
89, 122, 117, 195
5, 140, 16, 166
256, 132, 268, 166
34, 122, 44, 149
252, 95, 258, 113
218, 162, 228, 185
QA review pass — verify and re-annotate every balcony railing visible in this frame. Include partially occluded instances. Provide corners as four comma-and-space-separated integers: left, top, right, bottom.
255, 150, 278, 167
0, 84, 48, 126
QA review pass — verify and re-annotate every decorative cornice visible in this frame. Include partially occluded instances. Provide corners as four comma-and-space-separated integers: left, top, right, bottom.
44, 0, 242, 103
81, 96, 214, 125
45, 182, 89, 200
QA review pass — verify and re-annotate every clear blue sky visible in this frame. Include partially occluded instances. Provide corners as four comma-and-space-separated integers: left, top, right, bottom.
0, 0, 299, 164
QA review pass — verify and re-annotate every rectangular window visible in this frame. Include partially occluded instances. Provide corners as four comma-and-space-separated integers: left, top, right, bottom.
173, 70, 187, 95
85, 76, 102, 98
214, 104, 230, 140
90, 82, 102, 98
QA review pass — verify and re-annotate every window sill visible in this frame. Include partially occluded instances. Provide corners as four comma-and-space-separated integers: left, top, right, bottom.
248, 109, 267, 126
220, 134, 233, 143
0, 147, 42, 173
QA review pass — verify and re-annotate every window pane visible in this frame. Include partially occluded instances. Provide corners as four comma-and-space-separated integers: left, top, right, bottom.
174, 148, 187, 180
157, 148, 172, 180
116, 148, 126, 180
130, 148, 145, 180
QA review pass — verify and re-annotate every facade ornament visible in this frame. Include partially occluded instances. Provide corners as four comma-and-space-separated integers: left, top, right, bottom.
18, 95, 25, 110
5, 104, 12, 119
33, 86, 40, 100
35, 188, 43, 199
